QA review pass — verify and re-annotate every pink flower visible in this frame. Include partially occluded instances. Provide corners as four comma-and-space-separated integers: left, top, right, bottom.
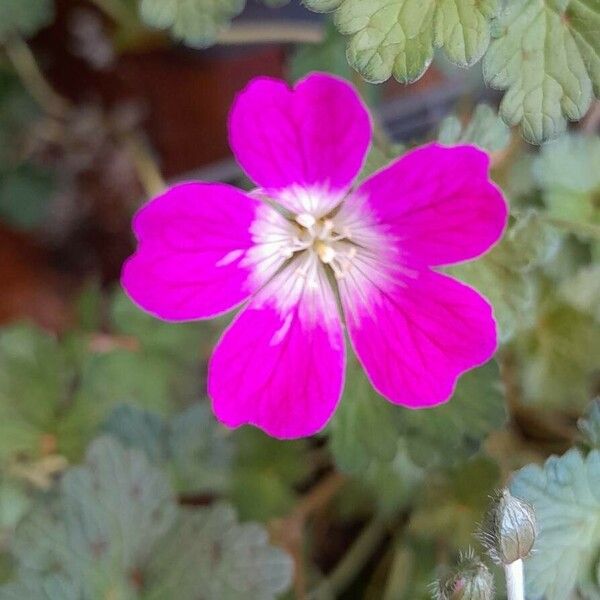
122, 73, 507, 439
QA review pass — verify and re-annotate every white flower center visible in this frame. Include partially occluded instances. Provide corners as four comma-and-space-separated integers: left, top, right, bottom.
293, 212, 357, 279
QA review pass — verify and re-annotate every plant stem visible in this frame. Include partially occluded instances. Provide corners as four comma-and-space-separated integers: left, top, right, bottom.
505, 559, 524, 600
124, 134, 165, 198
311, 515, 388, 599
3, 35, 70, 117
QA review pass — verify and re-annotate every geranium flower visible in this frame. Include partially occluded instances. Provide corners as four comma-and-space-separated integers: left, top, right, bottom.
122, 73, 507, 439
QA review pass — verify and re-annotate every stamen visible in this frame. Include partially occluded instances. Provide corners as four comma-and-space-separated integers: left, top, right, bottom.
296, 213, 316, 229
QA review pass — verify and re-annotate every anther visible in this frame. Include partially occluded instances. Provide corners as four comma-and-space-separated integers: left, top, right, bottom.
296, 213, 316, 229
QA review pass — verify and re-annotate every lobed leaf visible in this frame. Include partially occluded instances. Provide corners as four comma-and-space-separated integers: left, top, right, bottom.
139, 0, 245, 48
511, 448, 600, 599
303, 0, 500, 84
483, 0, 600, 144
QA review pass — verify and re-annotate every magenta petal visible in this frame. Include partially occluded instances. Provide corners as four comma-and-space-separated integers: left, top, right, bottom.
357, 143, 508, 267
341, 269, 497, 408
208, 260, 345, 439
229, 73, 371, 194
122, 182, 261, 321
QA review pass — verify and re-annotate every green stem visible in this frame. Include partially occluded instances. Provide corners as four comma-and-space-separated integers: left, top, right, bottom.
311, 515, 389, 599
3, 35, 70, 117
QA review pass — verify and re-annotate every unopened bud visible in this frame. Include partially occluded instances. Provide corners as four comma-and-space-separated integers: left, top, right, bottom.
478, 489, 537, 565
434, 552, 495, 600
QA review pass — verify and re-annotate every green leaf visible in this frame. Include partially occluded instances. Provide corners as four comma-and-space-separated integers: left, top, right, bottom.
410, 457, 500, 550
438, 104, 511, 153
167, 403, 234, 494
329, 357, 505, 472
101, 403, 234, 494
0, 165, 55, 230
303, 0, 500, 84
0, 0, 54, 39
534, 134, 600, 232
483, 0, 600, 144
515, 301, 600, 409
449, 210, 559, 342
395, 361, 506, 468
100, 404, 169, 464
328, 355, 400, 474
579, 399, 600, 450
139, 0, 245, 48
3, 437, 177, 597
510, 448, 600, 600
560, 264, 600, 322
232, 429, 309, 521
144, 504, 293, 599
0, 325, 72, 463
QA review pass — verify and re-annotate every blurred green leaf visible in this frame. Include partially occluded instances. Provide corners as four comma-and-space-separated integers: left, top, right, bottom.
579, 399, 600, 450
290, 21, 352, 82
410, 457, 500, 550
510, 448, 600, 600
139, 0, 245, 48
560, 264, 600, 322
534, 134, 600, 234
167, 403, 233, 494
330, 358, 505, 473
0, 325, 73, 463
329, 355, 399, 474
2, 437, 177, 598
515, 301, 600, 410
232, 429, 309, 521
438, 104, 511, 153
483, 1, 600, 144
144, 504, 293, 599
101, 403, 234, 494
449, 210, 559, 342
304, 0, 500, 84
0, 0, 54, 40
0, 165, 54, 230
395, 361, 506, 469
100, 404, 168, 464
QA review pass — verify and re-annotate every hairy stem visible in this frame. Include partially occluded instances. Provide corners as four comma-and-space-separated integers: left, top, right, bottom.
505, 559, 524, 600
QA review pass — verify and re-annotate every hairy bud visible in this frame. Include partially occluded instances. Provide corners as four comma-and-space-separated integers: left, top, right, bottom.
434, 551, 495, 600
478, 489, 537, 565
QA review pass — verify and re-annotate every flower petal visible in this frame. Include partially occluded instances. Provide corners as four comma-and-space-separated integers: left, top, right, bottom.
122, 182, 265, 321
229, 73, 371, 196
340, 267, 497, 408
208, 255, 345, 439
356, 143, 507, 267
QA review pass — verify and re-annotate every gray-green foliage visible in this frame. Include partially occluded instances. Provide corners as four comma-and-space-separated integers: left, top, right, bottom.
438, 104, 511, 153
579, 399, 600, 450
510, 447, 600, 600
483, 0, 600, 144
0, 438, 293, 600
303, 0, 500, 84
0, 70, 54, 230
0, 0, 54, 39
449, 211, 559, 342
139, 0, 289, 48
534, 134, 600, 232
101, 403, 234, 494
329, 358, 506, 473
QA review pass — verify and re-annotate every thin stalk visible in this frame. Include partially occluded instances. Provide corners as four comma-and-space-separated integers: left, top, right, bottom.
505, 559, 524, 600
3, 35, 70, 117
124, 134, 165, 198
311, 515, 388, 599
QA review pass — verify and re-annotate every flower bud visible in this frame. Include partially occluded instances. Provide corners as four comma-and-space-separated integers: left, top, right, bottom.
434, 552, 495, 600
478, 489, 537, 565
